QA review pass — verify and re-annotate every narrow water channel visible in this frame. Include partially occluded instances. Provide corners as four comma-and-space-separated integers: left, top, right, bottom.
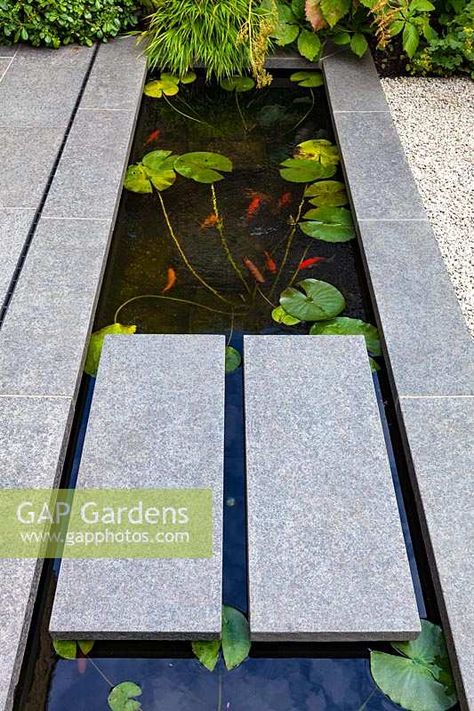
16, 71, 450, 711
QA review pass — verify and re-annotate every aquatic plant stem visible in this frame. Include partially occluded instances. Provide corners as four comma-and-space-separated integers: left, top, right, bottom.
285, 88, 315, 136
227, 310, 235, 346
269, 193, 306, 297
256, 286, 276, 308
235, 91, 248, 132
114, 294, 240, 324
288, 245, 310, 287
163, 94, 209, 126
86, 656, 115, 688
211, 184, 251, 294
357, 689, 375, 711
156, 191, 232, 305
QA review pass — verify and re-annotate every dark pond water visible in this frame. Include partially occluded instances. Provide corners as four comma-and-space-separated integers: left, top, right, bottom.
20, 74, 433, 711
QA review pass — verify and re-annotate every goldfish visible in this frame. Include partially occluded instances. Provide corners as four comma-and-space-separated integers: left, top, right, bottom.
243, 257, 265, 283
276, 191, 292, 211
200, 213, 219, 229
263, 250, 277, 274
144, 129, 160, 147
162, 266, 177, 293
245, 190, 270, 221
298, 256, 326, 270
77, 656, 88, 674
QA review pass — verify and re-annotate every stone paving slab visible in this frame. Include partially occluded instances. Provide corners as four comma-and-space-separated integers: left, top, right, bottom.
0, 209, 35, 308
323, 51, 388, 113
398, 396, 474, 709
42, 108, 137, 221
0, 47, 17, 58
50, 335, 225, 639
0, 218, 113, 398
0, 59, 11, 81
244, 335, 419, 641
0, 45, 93, 128
358, 219, 474, 397
81, 36, 145, 111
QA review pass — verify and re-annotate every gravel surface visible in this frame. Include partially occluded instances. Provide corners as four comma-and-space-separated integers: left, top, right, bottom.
382, 77, 474, 335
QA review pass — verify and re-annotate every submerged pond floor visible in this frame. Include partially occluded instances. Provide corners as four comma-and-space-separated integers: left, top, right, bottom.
17, 73, 444, 710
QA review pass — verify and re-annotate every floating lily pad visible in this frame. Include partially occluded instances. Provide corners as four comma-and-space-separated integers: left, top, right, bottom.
304, 180, 348, 206
84, 323, 136, 376
271, 305, 301, 325
144, 77, 179, 98
124, 150, 178, 193
300, 206, 355, 242
220, 76, 255, 92
108, 681, 142, 711
174, 151, 233, 183
53, 639, 95, 659
123, 164, 152, 194
290, 70, 323, 87
222, 605, 251, 671
280, 279, 345, 321
370, 620, 457, 711
309, 317, 381, 355
279, 158, 337, 183
225, 346, 242, 374
180, 71, 197, 84
192, 639, 221, 672
296, 139, 340, 166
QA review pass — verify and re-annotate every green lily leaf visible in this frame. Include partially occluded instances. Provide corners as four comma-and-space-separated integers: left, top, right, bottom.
309, 316, 381, 355
174, 151, 233, 183
142, 149, 177, 191
369, 357, 381, 372
290, 71, 324, 88
222, 605, 251, 671
108, 681, 142, 711
279, 158, 337, 183
220, 76, 255, 92
192, 640, 221, 671
300, 206, 355, 242
225, 346, 242, 374
180, 71, 197, 84
296, 139, 340, 166
271, 305, 301, 325
304, 180, 348, 206
280, 279, 345, 321
84, 323, 136, 377
144, 77, 179, 98
53, 639, 95, 659
370, 620, 457, 711
123, 165, 153, 194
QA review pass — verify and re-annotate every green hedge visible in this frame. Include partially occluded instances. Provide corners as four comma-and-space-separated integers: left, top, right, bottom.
0, 0, 140, 47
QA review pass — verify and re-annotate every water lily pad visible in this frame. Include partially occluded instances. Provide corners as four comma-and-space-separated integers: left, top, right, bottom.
53, 639, 95, 659
123, 165, 153, 194
280, 279, 345, 321
174, 152, 233, 183
225, 346, 242, 374
222, 605, 251, 671
279, 158, 336, 183
108, 681, 142, 711
290, 70, 323, 87
124, 150, 178, 193
296, 139, 340, 166
370, 620, 457, 711
220, 76, 255, 92
144, 78, 179, 98
309, 316, 381, 355
272, 305, 301, 325
192, 640, 221, 671
180, 71, 197, 84
304, 180, 348, 206
300, 206, 355, 242
84, 323, 136, 376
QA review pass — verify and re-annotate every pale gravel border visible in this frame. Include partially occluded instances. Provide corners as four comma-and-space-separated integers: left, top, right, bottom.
381, 77, 474, 335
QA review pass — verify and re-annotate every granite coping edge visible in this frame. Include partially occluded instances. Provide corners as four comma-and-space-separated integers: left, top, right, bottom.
322, 48, 473, 710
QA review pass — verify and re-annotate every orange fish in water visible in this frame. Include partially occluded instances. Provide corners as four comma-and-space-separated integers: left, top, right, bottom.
144, 128, 160, 147
77, 655, 88, 674
162, 266, 177, 293
298, 256, 326, 270
243, 257, 265, 283
200, 213, 219, 229
276, 191, 292, 211
263, 250, 277, 274
245, 190, 270, 221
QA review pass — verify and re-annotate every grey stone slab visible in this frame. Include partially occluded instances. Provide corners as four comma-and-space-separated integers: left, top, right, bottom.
244, 335, 420, 641
0, 395, 73, 711
398, 396, 474, 709
332, 111, 426, 220
0, 209, 35, 306
0, 47, 16, 58
0, 128, 63, 208
0, 59, 11, 82
50, 334, 225, 639
42, 109, 135, 220
81, 36, 146, 111
358, 219, 474, 397
0, 218, 113, 398
323, 50, 389, 112
0, 45, 93, 128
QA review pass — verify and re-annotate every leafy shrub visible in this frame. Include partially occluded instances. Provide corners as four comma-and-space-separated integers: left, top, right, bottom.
0, 0, 140, 47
